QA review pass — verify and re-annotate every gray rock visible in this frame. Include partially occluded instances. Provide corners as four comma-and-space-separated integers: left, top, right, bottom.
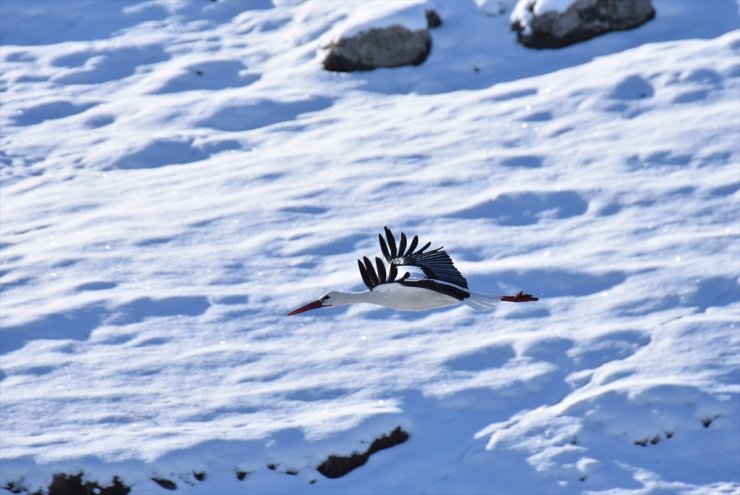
323, 25, 432, 72
512, 0, 655, 49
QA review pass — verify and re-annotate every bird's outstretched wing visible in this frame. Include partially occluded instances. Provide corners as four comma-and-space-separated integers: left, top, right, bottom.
357, 227, 469, 291
377, 226, 469, 289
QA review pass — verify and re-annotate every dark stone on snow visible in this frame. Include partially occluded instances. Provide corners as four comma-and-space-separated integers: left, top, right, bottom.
236, 470, 249, 480
47, 473, 130, 495
701, 415, 719, 428
426, 9, 443, 29
4, 482, 26, 494
513, 0, 655, 49
193, 471, 206, 481
150, 478, 177, 491
323, 26, 432, 72
318, 452, 367, 479
317, 426, 410, 479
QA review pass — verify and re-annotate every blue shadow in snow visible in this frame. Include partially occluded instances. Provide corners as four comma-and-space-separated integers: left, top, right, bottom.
444, 344, 516, 372
452, 191, 588, 226
109, 296, 211, 326
12, 101, 98, 126
0, 0, 165, 45
152, 61, 260, 94
53, 45, 170, 85
110, 138, 209, 170
196, 97, 333, 132
0, 0, 273, 46
0, 296, 210, 354
0, 303, 106, 354
568, 330, 651, 370
689, 276, 739, 311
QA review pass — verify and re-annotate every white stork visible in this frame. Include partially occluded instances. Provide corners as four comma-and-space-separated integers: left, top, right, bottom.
288, 227, 538, 315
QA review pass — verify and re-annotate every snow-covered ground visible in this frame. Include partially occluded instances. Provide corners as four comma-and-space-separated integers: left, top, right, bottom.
1, 0, 739, 493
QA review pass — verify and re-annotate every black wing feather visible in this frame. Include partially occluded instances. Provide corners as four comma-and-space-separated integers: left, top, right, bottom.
407, 235, 418, 255
358, 259, 374, 290
384, 227, 397, 259
363, 257, 380, 288
398, 233, 407, 257
375, 257, 387, 283
379, 234, 391, 261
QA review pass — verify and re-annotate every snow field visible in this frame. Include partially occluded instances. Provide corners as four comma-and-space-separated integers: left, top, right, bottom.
0, 0, 738, 493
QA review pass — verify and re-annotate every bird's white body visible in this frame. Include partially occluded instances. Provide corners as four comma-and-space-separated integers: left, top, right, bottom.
326, 284, 460, 311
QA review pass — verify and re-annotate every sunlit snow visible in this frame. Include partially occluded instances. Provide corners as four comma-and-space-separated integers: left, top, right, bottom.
1, 0, 738, 494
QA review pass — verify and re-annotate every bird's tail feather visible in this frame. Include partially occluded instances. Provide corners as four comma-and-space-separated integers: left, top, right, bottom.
463, 292, 500, 312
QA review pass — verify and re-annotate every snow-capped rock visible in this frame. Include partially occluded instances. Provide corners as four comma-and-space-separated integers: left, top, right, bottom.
511, 0, 656, 48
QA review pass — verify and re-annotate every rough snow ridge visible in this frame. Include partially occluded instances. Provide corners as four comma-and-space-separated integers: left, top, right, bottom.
1, 0, 739, 494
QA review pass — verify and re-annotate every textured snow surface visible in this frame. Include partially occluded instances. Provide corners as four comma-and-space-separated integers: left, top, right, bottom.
1, 0, 739, 494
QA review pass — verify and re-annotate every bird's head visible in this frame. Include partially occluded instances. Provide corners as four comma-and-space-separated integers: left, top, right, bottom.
287, 291, 339, 316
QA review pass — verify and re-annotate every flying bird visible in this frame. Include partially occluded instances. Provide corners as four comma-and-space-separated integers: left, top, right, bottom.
288, 227, 538, 315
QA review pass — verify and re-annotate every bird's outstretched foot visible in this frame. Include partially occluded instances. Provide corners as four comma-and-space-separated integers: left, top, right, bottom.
500, 291, 538, 303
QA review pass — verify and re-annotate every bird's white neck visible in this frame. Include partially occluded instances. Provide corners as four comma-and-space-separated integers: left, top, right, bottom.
326, 290, 375, 306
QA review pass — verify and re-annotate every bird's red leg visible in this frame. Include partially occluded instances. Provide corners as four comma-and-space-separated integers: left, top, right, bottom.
500, 291, 538, 303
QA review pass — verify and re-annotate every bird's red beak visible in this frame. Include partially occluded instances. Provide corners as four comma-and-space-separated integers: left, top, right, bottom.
287, 300, 324, 316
